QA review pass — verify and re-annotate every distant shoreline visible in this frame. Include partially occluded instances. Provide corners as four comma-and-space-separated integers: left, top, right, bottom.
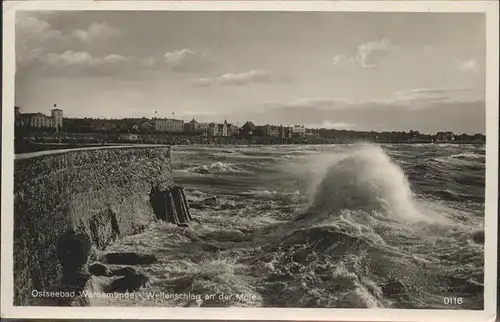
14, 140, 485, 155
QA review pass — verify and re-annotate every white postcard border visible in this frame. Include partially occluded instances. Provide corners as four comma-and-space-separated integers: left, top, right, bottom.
2, 1, 498, 321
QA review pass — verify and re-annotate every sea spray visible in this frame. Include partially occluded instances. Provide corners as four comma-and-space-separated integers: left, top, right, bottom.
301, 144, 432, 224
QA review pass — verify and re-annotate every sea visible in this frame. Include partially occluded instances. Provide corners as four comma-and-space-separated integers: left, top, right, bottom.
98, 143, 485, 309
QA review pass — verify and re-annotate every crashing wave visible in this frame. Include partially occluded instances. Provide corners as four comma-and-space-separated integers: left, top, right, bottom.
298, 145, 430, 224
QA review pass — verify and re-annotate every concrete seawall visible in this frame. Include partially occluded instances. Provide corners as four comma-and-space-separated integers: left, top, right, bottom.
13, 145, 174, 305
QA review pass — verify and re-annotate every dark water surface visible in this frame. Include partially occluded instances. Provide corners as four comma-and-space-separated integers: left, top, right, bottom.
99, 143, 485, 309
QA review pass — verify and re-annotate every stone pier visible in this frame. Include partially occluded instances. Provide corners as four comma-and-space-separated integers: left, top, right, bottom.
13, 145, 174, 305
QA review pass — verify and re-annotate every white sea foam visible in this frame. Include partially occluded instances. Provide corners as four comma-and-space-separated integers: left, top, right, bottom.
187, 161, 245, 174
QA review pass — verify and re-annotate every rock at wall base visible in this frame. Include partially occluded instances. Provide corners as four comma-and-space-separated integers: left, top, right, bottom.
171, 186, 189, 224
189, 203, 205, 210
165, 189, 180, 225
89, 263, 110, 276
201, 196, 217, 207
110, 267, 139, 277
150, 186, 168, 221
149, 185, 193, 226
180, 188, 193, 221
106, 273, 150, 293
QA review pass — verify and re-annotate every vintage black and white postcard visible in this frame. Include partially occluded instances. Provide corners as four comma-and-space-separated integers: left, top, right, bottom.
1, 1, 499, 321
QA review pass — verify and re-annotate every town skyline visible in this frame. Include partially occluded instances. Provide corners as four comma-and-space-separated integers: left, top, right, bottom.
16, 11, 486, 134
14, 103, 486, 137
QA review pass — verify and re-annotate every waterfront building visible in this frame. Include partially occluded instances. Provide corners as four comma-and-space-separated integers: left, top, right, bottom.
256, 124, 272, 137
139, 120, 155, 132
51, 105, 64, 132
279, 125, 293, 139
210, 120, 229, 137
292, 125, 306, 136
186, 118, 210, 134
151, 118, 184, 133
226, 123, 239, 136
22, 112, 54, 128
435, 131, 455, 142
16, 105, 63, 130
195, 121, 210, 134
185, 118, 198, 133
231, 124, 239, 136
221, 120, 228, 137
184, 118, 211, 134
270, 126, 281, 137
240, 121, 256, 136
208, 122, 217, 136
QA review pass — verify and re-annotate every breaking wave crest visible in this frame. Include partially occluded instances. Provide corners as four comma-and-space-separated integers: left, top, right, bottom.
433, 153, 485, 167
299, 145, 431, 224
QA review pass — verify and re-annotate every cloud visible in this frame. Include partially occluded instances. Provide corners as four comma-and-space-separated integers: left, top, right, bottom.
102, 54, 127, 64
139, 57, 156, 69
266, 97, 354, 110
16, 13, 63, 65
19, 48, 159, 79
44, 51, 94, 66
259, 92, 485, 134
192, 70, 274, 87
16, 13, 119, 46
17, 47, 45, 66
458, 59, 480, 73
391, 88, 484, 107
32, 51, 152, 78
266, 88, 484, 116
15, 13, 153, 79
16, 13, 121, 67
220, 70, 272, 85
332, 54, 351, 67
16, 14, 62, 41
191, 77, 213, 87
43, 51, 132, 68
164, 49, 213, 72
70, 22, 120, 43
333, 38, 394, 68
357, 38, 393, 68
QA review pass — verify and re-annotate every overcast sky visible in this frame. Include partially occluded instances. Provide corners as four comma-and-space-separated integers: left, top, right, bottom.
15, 11, 486, 134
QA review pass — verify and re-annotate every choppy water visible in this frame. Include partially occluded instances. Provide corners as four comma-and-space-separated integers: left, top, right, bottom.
98, 143, 485, 309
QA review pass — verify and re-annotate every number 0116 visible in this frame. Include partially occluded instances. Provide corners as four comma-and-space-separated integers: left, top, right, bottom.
444, 297, 463, 305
